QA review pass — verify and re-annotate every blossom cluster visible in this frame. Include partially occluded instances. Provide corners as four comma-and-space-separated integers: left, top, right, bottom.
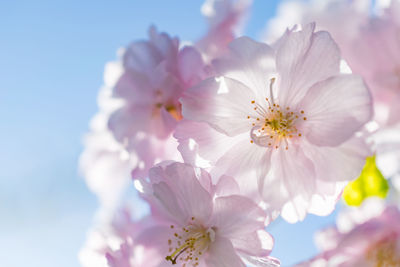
79, 0, 400, 266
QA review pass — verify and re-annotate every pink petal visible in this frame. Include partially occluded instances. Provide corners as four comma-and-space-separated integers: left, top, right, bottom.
230, 230, 273, 257
210, 136, 269, 201
206, 236, 246, 267
177, 46, 205, 86
108, 104, 152, 142
196, 0, 251, 60
152, 181, 187, 224
134, 225, 173, 266
181, 76, 258, 136
302, 136, 371, 182
148, 25, 179, 65
210, 195, 265, 238
276, 23, 341, 107
300, 74, 372, 146
153, 162, 214, 224
113, 71, 154, 104
259, 146, 316, 223
123, 40, 163, 74
174, 120, 245, 168
242, 255, 281, 267
213, 37, 275, 99
215, 175, 241, 197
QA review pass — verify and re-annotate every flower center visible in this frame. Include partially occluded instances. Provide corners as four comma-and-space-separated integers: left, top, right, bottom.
365, 234, 400, 267
154, 90, 183, 121
166, 105, 183, 121
166, 219, 214, 266
248, 78, 306, 150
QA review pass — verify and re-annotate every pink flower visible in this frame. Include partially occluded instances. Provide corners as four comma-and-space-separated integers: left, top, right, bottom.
296, 199, 400, 267
197, 0, 252, 62
346, 1, 400, 125
264, 0, 400, 126
177, 23, 373, 223
263, 0, 370, 62
136, 161, 279, 267
79, 209, 167, 267
108, 26, 206, 178
79, 59, 137, 214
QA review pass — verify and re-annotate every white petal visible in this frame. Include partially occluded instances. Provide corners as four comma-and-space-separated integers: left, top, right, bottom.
276, 23, 341, 107
164, 162, 213, 223
206, 236, 246, 267
259, 146, 316, 223
211, 195, 265, 238
301, 136, 371, 182
213, 37, 276, 97
181, 76, 257, 136
300, 75, 372, 146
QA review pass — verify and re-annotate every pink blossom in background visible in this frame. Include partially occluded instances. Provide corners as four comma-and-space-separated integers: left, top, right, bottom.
265, 0, 400, 126
135, 161, 279, 267
263, 0, 370, 58
296, 199, 400, 266
197, 0, 252, 62
177, 23, 373, 223
107, 26, 202, 179
79, 59, 135, 215
80, 209, 167, 267
348, 0, 400, 126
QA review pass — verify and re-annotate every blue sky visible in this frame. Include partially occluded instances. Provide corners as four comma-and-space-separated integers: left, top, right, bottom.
0, 1, 338, 266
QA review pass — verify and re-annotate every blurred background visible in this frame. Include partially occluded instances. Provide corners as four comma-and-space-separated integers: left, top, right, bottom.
0, 1, 337, 266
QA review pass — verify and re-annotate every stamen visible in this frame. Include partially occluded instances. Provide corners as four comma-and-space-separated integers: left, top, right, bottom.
247, 77, 307, 151
166, 224, 212, 266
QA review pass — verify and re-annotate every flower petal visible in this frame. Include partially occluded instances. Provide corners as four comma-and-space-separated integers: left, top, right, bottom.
206, 236, 246, 267
213, 37, 276, 97
230, 230, 273, 257
113, 71, 154, 104
276, 23, 341, 107
177, 46, 205, 85
302, 136, 371, 182
210, 136, 270, 201
211, 195, 265, 238
162, 162, 213, 223
300, 74, 372, 146
215, 175, 241, 197
174, 120, 236, 168
181, 76, 257, 136
152, 181, 187, 224
108, 104, 152, 142
259, 146, 316, 223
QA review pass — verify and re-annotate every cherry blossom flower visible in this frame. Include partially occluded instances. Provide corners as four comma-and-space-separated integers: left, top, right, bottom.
263, 0, 370, 60
264, 0, 400, 126
136, 161, 279, 267
106, 26, 208, 179
296, 199, 400, 266
197, 0, 252, 62
80, 209, 168, 267
79, 58, 136, 214
347, 0, 400, 125
177, 23, 373, 223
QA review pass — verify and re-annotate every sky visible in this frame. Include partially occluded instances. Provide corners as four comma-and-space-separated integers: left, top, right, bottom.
0, 1, 338, 266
